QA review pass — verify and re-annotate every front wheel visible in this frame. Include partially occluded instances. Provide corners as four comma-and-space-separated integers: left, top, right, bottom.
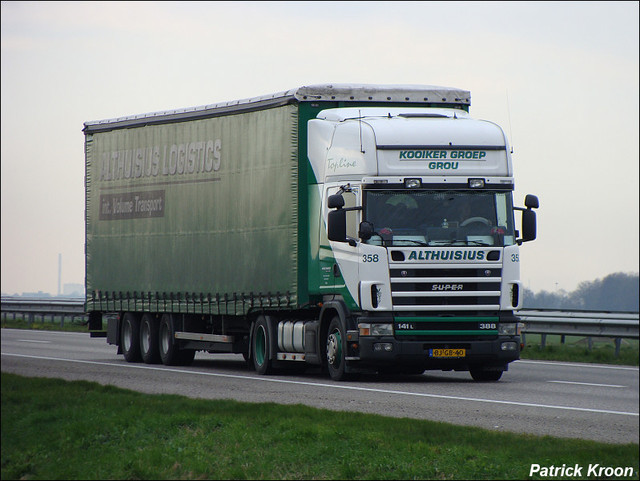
326, 316, 349, 381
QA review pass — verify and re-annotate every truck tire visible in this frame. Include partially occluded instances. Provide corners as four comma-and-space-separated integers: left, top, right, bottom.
470, 367, 503, 382
326, 316, 349, 381
252, 316, 272, 375
121, 313, 142, 362
140, 314, 161, 364
159, 314, 195, 366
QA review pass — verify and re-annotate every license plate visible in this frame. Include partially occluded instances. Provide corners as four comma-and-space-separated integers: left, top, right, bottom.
429, 348, 466, 358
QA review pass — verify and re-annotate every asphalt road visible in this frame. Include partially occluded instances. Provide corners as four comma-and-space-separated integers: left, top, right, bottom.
1, 328, 638, 444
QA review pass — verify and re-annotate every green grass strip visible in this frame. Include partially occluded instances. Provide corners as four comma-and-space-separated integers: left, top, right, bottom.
520, 334, 639, 366
1, 373, 637, 480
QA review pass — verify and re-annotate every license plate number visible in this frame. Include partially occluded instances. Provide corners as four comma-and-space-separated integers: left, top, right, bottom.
429, 348, 466, 358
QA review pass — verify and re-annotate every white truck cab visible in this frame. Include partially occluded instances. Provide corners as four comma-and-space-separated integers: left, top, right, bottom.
310, 105, 538, 381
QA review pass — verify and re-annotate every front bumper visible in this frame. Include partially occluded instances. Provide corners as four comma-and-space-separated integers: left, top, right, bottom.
349, 335, 520, 372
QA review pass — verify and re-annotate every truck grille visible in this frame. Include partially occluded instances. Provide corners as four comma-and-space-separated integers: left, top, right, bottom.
389, 265, 502, 312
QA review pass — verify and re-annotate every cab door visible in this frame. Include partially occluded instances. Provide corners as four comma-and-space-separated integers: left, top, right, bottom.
320, 184, 361, 310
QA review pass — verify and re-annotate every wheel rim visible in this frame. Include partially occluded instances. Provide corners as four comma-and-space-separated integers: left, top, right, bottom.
123, 321, 132, 351
326, 329, 342, 367
141, 321, 150, 354
255, 325, 266, 366
161, 322, 170, 355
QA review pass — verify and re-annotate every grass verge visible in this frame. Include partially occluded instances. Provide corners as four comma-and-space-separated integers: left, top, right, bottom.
1, 373, 638, 480
520, 334, 639, 366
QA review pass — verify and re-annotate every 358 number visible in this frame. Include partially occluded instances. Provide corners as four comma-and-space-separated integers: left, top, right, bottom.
362, 254, 379, 263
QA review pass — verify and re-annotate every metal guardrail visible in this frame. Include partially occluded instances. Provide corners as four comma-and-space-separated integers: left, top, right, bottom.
517, 309, 639, 356
1, 297, 638, 354
1, 296, 87, 327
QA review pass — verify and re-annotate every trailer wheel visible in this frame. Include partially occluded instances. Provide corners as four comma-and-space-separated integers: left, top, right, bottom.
470, 367, 503, 382
159, 314, 195, 366
326, 316, 349, 381
140, 314, 161, 364
252, 316, 272, 375
121, 313, 142, 363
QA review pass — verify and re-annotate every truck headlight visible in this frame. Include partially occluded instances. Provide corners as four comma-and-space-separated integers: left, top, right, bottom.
404, 178, 422, 188
498, 323, 517, 335
468, 178, 485, 188
358, 323, 393, 336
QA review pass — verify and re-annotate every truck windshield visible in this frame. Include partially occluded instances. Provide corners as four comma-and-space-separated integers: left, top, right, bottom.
363, 190, 516, 247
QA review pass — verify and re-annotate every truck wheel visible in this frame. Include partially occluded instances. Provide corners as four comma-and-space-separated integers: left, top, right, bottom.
326, 316, 349, 381
140, 314, 161, 364
470, 367, 503, 382
252, 316, 272, 375
121, 313, 142, 362
159, 314, 194, 366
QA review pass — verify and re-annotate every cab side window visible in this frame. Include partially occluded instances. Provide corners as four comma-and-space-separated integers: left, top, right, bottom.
343, 191, 358, 240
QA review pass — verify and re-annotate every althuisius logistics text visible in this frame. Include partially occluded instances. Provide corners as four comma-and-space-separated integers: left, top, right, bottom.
98, 139, 222, 182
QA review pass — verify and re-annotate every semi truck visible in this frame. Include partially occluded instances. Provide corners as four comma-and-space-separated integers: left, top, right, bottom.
84, 84, 538, 381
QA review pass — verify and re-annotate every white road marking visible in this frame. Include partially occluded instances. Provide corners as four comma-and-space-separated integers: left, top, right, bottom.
548, 380, 626, 388
3, 352, 638, 417
17, 340, 51, 344
516, 359, 638, 371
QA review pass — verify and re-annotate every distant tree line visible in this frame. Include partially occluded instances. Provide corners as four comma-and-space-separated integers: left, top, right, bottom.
523, 272, 639, 312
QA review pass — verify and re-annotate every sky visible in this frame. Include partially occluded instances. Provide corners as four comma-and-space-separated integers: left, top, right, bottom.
1, 1, 638, 296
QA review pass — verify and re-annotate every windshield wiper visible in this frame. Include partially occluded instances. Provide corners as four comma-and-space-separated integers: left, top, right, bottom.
465, 240, 492, 246
429, 239, 492, 247
389, 239, 430, 247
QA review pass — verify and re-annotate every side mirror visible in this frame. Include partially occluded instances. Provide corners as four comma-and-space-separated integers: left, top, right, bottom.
521, 209, 537, 242
516, 194, 539, 244
328, 194, 345, 209
525, 194, 539, 209
327, 209, 347, 242
359, 221, 374, 241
